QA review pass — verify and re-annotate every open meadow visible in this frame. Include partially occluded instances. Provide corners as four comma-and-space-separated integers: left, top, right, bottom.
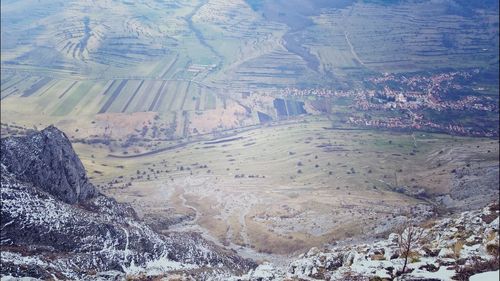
60, 118, 499, 259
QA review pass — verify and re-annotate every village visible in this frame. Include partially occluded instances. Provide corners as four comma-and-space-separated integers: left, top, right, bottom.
269, 70, 498, 137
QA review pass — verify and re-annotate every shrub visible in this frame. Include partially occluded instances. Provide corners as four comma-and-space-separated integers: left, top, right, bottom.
486, 242, 499, 257
453, 240, 465, 259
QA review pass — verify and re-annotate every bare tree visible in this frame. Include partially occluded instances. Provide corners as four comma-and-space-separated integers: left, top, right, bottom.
397, 220, 426, 275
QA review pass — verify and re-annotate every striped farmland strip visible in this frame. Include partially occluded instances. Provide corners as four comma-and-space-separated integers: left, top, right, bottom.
148, 80, 167, 111
179, 81, 191, 110
132, 81, 155, 112
101, 80, 116, 96
98, 80, 128, 114
205, 92, 216, 110
182, 111, 189, 137
1, 89, 18, 100
37, 80, 58, 96
21, 77, 52, 97
160, 54, 179, 79
1, 77, 24, 93
121, 80, 145, 113
166, 82, 179, 111
195, 87, 201, 111
154, 81, 171, 111
58, 81, 78, 99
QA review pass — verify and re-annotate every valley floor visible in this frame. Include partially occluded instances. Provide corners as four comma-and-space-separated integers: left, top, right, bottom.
68, 118, 499, 261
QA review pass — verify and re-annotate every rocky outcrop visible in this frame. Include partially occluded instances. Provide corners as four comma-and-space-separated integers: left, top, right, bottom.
1, 125, 96, 204
0, 126, 256, 279
447, 163, 500, 210
234, 203, 499, 281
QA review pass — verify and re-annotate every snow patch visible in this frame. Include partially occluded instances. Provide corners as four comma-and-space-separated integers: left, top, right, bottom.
470, 270, 500, 281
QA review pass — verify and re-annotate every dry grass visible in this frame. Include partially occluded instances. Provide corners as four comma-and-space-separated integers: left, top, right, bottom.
420, 219, 437, 229
408, 251, 421, 263
486, 242, 499, 257
453, 240, 465, 259
65, 119, 499, 255
486, 230, 497, 243
370, 254, 386, 261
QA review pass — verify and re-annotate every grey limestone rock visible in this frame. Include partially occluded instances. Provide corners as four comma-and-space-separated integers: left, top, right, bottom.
1, 125, 97, 204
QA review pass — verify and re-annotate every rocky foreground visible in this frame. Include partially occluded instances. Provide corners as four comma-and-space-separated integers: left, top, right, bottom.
0, 126, 255, 280
0, 126, 498, 281
238, 203, 499, 281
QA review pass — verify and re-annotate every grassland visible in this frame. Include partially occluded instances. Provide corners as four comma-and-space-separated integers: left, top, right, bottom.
62, 117, 498, 257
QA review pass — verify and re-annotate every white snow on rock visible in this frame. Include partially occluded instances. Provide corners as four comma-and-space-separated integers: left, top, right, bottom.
230, 202, 499, 281
438, 247, 454, 258
123, 254, 198, 276
470, 270, 499, 281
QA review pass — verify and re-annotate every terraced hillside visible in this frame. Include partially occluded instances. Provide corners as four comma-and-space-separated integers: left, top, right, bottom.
1, 0, 498, 149
310, 1, 499, 74
2, 0, 498, 92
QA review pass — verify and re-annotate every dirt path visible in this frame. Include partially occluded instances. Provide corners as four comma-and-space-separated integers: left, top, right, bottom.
238, 205, 251, 247
178, 190, 199, 223
344, 31, 365, 67
166, 177, 289, 263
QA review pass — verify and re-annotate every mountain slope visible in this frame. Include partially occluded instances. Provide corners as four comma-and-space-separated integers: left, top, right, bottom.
0, 126, 255, 280
238, 204, 499, 281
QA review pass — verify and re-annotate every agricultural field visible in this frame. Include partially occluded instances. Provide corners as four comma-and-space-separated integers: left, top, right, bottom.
2, 0, 498, 136
0, 73, 239, 139
308, 1, 499, 75
2, 0, 497, 87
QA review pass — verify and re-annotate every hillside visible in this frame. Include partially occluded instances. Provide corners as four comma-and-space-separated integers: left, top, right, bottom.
238, 203, 499, 280
1, 0, 498, 141
1, 126, 498, 280
0, 126, 255, 279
